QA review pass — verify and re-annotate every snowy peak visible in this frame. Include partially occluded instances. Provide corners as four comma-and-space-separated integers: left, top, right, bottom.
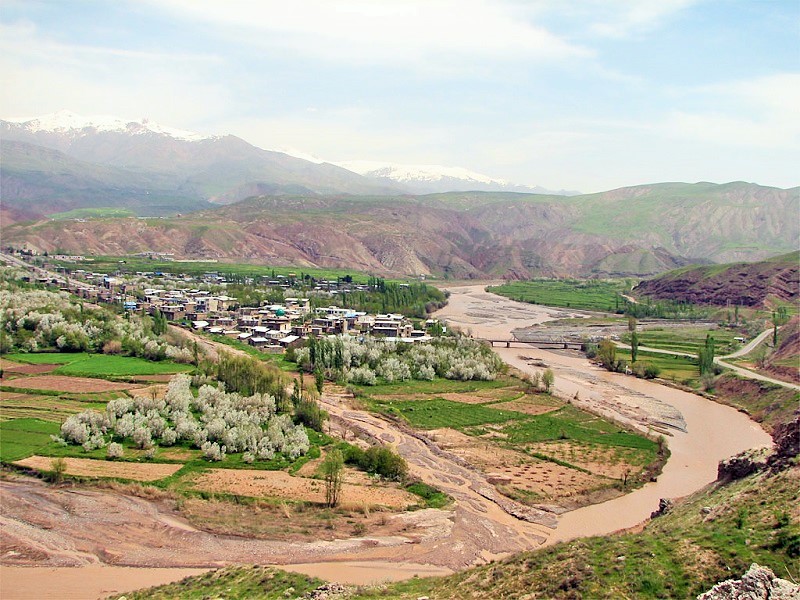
337, 160, 505, 185
3, 110, 211, 142
335, 160, 578, 195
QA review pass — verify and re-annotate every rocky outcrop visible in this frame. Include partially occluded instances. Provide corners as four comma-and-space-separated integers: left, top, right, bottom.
768, 414, 800, 472
717, 447, 771, 481
697, 563, 800, 599
650, 498, 673, 519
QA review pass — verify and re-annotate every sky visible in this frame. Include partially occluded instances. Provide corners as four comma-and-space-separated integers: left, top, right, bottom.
1, 0, 798, 192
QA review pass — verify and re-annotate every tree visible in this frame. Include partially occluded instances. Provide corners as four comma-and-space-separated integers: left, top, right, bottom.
630, 330, 639, 363
698, 334, 715, 375
315, 368, 324, 394
772, 307, 789, 345
542, 369, 555, 393
50, 457, 67, 484
597, 339, 617, 370
321, 449, 344, 507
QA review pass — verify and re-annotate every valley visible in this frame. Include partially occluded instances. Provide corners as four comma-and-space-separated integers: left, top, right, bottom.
1, 276, 783, 599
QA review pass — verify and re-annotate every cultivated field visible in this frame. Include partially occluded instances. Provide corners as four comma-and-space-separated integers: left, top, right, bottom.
360, 375, 661, 507
6, 375, 139, 393
14, 456, 184, 481
487, 279, 631, 312
190, 468, 416, 509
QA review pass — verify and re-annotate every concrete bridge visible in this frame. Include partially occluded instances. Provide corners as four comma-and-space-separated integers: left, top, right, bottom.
483, 337, 584, 351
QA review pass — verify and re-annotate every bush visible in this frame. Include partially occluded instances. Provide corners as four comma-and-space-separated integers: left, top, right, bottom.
201, 441, 226, 461
106, 442, 124, 460
103, 340, 123, 355
343, 444, 408, 481
294, 397, 328, 432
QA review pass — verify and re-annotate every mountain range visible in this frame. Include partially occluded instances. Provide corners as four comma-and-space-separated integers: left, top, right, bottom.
0, 111, 569, 222
1, 111, 797, 279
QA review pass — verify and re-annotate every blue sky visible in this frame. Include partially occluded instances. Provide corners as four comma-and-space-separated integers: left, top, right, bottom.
1, 0, 798, 192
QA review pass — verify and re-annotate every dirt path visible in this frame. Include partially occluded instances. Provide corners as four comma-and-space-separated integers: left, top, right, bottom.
167, 325, 252, 363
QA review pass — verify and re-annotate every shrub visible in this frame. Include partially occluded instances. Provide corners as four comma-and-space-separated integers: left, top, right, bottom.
106, 442, 124, 459
103, 340, 123, 355
201, 441, 226, 461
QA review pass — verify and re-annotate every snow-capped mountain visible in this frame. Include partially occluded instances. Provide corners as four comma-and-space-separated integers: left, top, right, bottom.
0, 111, 402, 219
4, 110, 213, 142
336, 160, 578, 195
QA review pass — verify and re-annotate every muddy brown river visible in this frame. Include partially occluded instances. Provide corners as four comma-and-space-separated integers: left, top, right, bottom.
0, 284, 772, 599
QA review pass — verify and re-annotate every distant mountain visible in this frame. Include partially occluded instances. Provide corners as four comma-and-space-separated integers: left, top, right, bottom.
0, 111, 403, 215
336, 160, 578, 195
634, 251, 800, 307
0, 140, 211, 221
5, 183, 797, 279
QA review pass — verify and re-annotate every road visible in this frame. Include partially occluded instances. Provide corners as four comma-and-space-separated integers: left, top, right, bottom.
616, 328, 799, 392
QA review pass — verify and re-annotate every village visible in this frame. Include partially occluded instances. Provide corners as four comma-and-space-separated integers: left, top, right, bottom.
7, 249, 441, 354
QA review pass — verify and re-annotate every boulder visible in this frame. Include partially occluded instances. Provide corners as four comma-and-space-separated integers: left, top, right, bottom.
697, 563, 799, 599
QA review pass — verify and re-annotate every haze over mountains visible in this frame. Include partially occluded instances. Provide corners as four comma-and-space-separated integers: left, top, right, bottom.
1, 111, 797, 279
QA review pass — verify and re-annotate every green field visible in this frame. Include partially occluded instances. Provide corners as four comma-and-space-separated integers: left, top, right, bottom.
5, 353, 192, 376
617, 349, 699, 382
381, 398, 521, 429
0, 418, 60, 462
54, 255, 390, 284
48, 207, 136, 220
352, 377, 509, 397
500, 405, 658, 451
487, 279, 632, 312
622, 327, 741, 356
366, 377, 659, 468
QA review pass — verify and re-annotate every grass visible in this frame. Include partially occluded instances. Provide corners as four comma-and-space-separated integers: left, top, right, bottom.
4, 352, 192, 376
0, 418, 60, 462
622, 327, 742, 356
48, 207, 136, 220
123, 565, 324, 600
0, 393, 107, 422
352, 377, 509, 397
379, 398, 521, 429
487, 279, 632, 312
406, 481, 451, 509
617, 348, 700, 383
499, 405, 659, 452
53, 254, 388, 284
366, 377, 660, 480
53, 355, 192, 377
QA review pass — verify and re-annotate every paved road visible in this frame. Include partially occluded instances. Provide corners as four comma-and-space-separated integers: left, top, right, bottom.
616, 329, 799, 391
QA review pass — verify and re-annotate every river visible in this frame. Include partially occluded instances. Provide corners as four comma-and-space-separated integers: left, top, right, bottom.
434, 284, 772, 543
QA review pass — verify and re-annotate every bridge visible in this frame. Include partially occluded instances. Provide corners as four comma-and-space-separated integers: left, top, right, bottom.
483, 337, 584, 351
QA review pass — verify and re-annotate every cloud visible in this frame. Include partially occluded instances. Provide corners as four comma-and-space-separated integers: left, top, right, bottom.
0, 21, 231, 126
663, 73, 800, 148
584, 0, 698, 38
145, 0, 591, 69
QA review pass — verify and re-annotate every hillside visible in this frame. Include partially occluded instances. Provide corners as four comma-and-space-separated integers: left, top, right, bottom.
123, 465, 800, 599
0, 141, 211, 220
634, 251, 800, 307
4, 183, 797, 279
0, 112, 402, 213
